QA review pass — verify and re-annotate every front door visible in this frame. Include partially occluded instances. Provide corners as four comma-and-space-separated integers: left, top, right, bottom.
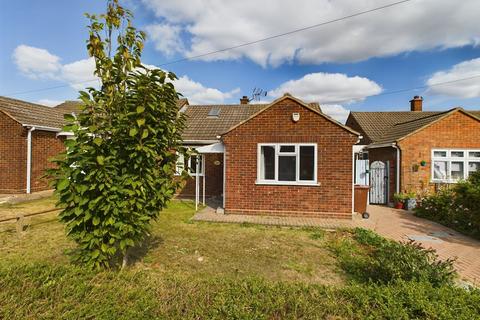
369, 161, 389, 204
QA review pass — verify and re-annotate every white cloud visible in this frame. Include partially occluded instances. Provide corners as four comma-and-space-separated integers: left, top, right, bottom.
145, 23, 185, 56
13, 45, 61, 78
427, 58, 480, 98
268, 72, 382, 104
142, 0, 480, 66
13, 45, 99, 90
174, 75, 240, 104
60, 58, 99, 90
36, 99, 63, 107
320, 104, 350, 124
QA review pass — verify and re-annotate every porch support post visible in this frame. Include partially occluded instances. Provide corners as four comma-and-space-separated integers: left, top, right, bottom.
202, 155, 205, 206
26, 127, 36, 194
195, 155, 200, 211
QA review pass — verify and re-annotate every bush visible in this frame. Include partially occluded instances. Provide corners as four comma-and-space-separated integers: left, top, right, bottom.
333, 229, 456, 286
415, 171, 480, 239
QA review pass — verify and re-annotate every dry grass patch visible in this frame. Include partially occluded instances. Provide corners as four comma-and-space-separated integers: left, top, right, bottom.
0, 198, 344, 285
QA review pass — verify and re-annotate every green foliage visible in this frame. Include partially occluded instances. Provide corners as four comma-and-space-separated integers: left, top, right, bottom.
331, 228, 457, 286
415, 171, 480, 239
48, 0, 186, 269
1, 262, 479, 320
393, 192, 407, 203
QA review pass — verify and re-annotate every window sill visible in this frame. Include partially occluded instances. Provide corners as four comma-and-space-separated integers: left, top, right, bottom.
255, 181, 320, 187
430, 180, 459, 184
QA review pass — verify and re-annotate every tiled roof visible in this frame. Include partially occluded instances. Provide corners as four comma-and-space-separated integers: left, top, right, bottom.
349, 109, 480, 145
0, 96, 64, 130
182, 101, 325, 141
182, 104, 267, 141
54, 101, 83, 114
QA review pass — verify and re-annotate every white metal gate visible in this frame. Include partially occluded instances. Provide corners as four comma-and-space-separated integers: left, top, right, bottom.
369, 161, 389, 204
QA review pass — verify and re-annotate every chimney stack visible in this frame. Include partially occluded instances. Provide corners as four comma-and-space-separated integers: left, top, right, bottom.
410, 96, 423, 112
240, 96, 249, 104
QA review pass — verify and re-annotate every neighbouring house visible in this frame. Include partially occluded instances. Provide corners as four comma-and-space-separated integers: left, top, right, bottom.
0, 96, 65, 193
346, 96, 480, 204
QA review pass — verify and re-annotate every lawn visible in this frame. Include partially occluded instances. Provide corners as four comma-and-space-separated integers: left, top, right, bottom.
1, 198, 479, 319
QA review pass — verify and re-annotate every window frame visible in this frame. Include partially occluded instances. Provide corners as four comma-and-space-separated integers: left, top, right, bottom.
431, 149, 480, 183
175, 148, 204, 177
257, 143, 318, 186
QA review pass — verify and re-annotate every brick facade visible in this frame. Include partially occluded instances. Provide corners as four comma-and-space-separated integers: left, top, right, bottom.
222, 97, 358, 218
176, 153, 223, 199
0, 112, 27, 193
397, 111, 480, 195
0, 111, 65, 193
30, 130, 65, 192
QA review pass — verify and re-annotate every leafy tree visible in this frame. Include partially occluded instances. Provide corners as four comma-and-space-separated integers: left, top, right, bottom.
49, 0, 186, 269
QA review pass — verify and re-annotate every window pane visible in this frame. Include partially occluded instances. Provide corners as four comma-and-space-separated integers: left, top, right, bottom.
469, 151, 480, 158
279, 145, 295, 153
190, 156, 203, 174
451, 151, 464, 158
433, 161, 447, 180
299, 146, 315, 181
176, 154, 185, 175
261, 146, 275, 180
433, 151, 447, 157
278, 156, 296, 181
469, 162, 480, 173
450, 161, 464, 180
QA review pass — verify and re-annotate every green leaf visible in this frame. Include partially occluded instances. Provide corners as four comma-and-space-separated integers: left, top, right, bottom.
96, 156, 105, 165
136, 106, 145, 113
93, 217, 100, 226
57, 179, 69, 191
93, 137, 103, 146
129, 128, 138, 137
141, 129, 148, 139
137, 118, 145, 126
64, 114, 75, 122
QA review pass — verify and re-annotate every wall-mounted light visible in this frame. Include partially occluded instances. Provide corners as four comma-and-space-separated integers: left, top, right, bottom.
292, 112, 300, 122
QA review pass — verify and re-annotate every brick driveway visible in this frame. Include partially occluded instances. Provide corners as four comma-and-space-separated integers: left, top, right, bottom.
356, 205, 480, 285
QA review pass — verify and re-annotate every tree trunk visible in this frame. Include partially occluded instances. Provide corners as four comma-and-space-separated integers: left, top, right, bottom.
122, 249, 129, 269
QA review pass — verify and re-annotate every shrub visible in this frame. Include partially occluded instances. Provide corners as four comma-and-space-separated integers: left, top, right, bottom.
332, 229, 456, 286
415, 171, 480, 239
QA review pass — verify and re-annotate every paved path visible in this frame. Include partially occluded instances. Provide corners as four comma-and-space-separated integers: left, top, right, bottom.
193, 205, 480, 284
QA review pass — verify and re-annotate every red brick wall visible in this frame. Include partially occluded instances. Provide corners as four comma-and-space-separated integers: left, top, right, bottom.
398, 111, 480, 195
368, 147, 397, 203
30, 130, 65, 192
176, 153, 223, 199
222, 98, 358, 218
0, 111, 27, 193
0, 111, 65, 193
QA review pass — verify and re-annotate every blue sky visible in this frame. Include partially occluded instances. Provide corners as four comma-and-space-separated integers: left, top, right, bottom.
1, 0, 479, 122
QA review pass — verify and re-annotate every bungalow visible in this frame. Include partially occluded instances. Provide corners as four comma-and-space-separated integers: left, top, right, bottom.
1, 94, 361, 219
346, 96, 480, 204
178, 94, 360, 218
0, 96, 65, 193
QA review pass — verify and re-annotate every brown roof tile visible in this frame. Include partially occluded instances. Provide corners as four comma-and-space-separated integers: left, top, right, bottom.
182, 104, 267, 141
349, 109, 480, 145
0, 96, 64, 130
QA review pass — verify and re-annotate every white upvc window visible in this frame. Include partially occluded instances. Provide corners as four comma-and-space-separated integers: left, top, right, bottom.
257, 143, 318, 185
175, 151, 204, 176
431, 149, 480, 183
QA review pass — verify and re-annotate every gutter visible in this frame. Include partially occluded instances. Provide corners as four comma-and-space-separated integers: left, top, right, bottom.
183, 139, 219, 144
26, 126, 36, 194
22, 124, 61, 132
